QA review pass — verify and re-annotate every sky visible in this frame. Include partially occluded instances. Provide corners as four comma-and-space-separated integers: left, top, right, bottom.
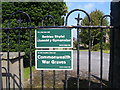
65, 2, 110, 38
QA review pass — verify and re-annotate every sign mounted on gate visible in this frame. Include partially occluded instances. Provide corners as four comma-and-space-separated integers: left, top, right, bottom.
35, 28, 73, 48
35, 50, 73, 70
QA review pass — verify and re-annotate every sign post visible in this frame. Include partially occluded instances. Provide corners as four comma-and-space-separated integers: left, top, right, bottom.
35, 28, 73, 48
35, 50, 73, 70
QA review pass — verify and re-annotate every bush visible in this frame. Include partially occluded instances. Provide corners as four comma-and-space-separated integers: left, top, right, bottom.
92, 43, 100, 51
103, 43, 110, 50
73, 40, 78, 50
92, 43, 110, 51
2, 2, 67, 67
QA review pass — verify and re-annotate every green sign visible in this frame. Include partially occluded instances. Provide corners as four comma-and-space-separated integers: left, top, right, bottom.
35, 50, 73, 70
35, 28, 73, 48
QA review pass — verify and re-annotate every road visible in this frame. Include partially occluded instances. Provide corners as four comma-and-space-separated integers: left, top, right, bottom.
73, 50, 110, 81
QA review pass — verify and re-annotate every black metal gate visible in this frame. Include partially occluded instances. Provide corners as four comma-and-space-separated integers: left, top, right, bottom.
0, 9, 113, 89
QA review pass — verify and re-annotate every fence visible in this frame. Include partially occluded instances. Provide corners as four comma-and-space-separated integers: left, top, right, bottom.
0, 9, 113, 89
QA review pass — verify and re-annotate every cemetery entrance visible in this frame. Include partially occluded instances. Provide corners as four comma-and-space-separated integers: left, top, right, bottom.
0, 9, 114, 89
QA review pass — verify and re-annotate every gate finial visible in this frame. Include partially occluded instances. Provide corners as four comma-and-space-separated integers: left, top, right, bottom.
75, 13, 82, 25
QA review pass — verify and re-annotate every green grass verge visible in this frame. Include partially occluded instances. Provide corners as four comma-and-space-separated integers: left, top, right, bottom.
80, 49, 110, 54
102, 50, 110, 54
92, 50, 110, 54
24, 66, 35, 81
80, 50, 88, 51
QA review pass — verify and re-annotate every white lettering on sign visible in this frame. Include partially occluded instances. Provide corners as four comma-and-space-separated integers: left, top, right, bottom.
52, 39, 71, 42
37, 55, 71, 59
41, 60, 66, 64
35, 29, 73, 48
42, 35, 54, 38
37, 39, 49, 42
38, 31, 50, 33
54, 35, 65, 38
41, 35, 65, 39
42, 60, 50, 64
38, 52, 56, 54
51, 60, 66, 64
35, 50, 73, 70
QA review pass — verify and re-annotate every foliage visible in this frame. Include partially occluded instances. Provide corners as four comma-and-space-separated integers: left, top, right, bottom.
80, 9, 109, 47
92, 42, 110, 51
2, 2, 67, 26
103, 50, 110, 54
2, 2, 67, 67
73, 37, 77, 49
92, 43, 100, 51
73, 40, 78, 49
24, 66, 35, 81
103, 43, 110, 50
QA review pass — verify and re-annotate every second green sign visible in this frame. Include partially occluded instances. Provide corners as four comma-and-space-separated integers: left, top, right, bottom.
35, 50, 73, 70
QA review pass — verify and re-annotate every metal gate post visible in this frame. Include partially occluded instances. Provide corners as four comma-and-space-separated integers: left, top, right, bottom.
109, 1, 120, 88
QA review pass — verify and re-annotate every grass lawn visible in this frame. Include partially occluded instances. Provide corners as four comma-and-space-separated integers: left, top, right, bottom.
24, 66, 35, 81
102, 50, 110, 54
80, 49, 110, 54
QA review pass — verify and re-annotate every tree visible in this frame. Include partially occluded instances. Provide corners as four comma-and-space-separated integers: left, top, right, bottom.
80, 9, 109, 47
2, 2, 67, 67
73, 37, 77, 49
2, 2, 67, 26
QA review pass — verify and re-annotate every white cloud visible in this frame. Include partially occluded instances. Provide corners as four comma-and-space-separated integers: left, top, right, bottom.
77, 3, 95, 12
84, 3, 94, 10
66, 2, 73, 8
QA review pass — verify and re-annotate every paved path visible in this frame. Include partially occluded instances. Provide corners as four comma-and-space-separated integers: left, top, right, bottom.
73, 50, 110, 81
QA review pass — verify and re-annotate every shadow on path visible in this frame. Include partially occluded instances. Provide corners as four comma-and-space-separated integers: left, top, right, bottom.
63, 76, 109, 89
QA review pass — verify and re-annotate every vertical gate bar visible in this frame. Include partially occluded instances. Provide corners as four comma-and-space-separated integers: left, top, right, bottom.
7, 29, 10, 90
53, 21, 55, 90
41, 20, 44, 90
100, 15, 113, 88
100, 16, 104, 88
41, 15, 56, 90
18, 15, 22, 90
88, 28, 91, 89
18, 29, 22, 90
77, 27, 80, 90
75, 13, 81, 90
30, 28, 32, 90
65, 70, 67, 90
100, 28, 103, 88
64, 19, 68, 89
53, 70, 55, 90
41, 19, 45, 90
65, 9, 91, 90
41, 70, 44, 90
